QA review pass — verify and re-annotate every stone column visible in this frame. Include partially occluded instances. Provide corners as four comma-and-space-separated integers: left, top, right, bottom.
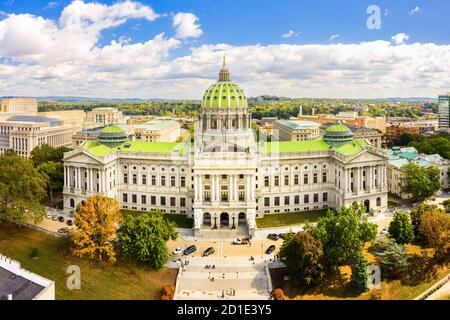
229, 175, 234, 201
198, 175, 203, 203
194, 175, 199, 201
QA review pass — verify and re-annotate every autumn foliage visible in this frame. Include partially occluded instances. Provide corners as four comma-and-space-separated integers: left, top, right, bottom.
161, 285, 175, 300
71, 195, 122, 263
271, 288, 287, 300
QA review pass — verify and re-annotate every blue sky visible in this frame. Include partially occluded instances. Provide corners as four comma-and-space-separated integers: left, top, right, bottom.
0, 0, 450, 99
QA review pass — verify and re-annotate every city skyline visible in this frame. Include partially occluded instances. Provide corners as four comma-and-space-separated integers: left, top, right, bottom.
0, 0, 450, 99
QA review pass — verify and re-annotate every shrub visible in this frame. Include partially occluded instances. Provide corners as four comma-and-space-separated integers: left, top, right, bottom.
272, 288, 287, 300
29, 247, 40, 258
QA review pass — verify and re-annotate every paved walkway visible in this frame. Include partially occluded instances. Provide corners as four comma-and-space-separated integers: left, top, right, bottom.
174, 256, 272, 300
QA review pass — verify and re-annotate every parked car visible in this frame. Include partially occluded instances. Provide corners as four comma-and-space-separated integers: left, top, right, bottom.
232, 237, 249, 245
202, 247, 215, 257
183, 245, 197, 256
66, 220, 73, 226
58, 216, 65, 223
265, 245, 276, 255
172, 247, 183, 255
58, 227, 69, 234
380, 227, 389, 235
52, 215, 58, 221
267, 233, 279, 241
46, 212, 51, 219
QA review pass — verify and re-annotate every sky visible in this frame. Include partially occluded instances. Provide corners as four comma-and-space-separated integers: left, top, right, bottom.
0, 0, 450, 99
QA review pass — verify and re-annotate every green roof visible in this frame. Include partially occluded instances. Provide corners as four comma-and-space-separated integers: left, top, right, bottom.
325, 123, 352, 133
84, 140, 188, 157
202, 82, 248, 109
100, 125, 125, 134
261, 138, 368, 156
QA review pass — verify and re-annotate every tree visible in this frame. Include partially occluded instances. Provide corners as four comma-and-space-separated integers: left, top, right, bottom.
350, 254, 369, 293
117, 212, 178, 269
37, 161, 64, 207
30, 144, 71, 166
371, 239, 408, 277
410, 204, 443, 239
400, 163, 441, 200
388, 211, 415, 244
71, 195, 122, 263
419, 211, 450, 259
0, 150, 48, 225
279, 232, 326, 287
307, 204, 377, 269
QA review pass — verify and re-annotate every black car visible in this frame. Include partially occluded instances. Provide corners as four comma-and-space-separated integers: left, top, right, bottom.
267, 233, 279, 241
266, 245, 276, 254
202, 247, 215, 257
66, 220, 73, 226
183, 245, 197, 256
58, 216, 65, 223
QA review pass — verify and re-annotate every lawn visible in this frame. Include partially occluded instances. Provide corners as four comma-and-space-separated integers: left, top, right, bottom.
0, 223, 177, 300
120, 210, 193, 229
256, 209, 328, 228
271, 244, 449, 300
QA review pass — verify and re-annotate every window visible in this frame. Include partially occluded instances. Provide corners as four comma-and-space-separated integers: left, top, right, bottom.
170, 197, 176, 207
222, 174, 227, 180
294, 174, 299, 185
180, 198, 186, 207
264, 197, 270, 207
161, 176, 166, 186
313, 193, 319, 203
221, 192, 228, 202
294, 195, 300, 205
142, 175, 147, 185
141, 195, 146, 204
274, 176, 280, 186
204, 191, 211, 202
377, 197, 381, 206
160, 197, 166, 206
239, 174, 244, 179
123, 173, 128, 184
274, 197, 280, 206
304, 174, 309, 184
132, 194, 137, 204
239, 191, 245, 202
123, 194, 128, 202
151, 196, 156, 205
152, 175, 156, 186
322, 172, 327, 183
264, 176, 269, 187
284, 196, 290, 205
304, 194, 309, 204
181, 176, 186, 187
171, 176, 176, 187
284, 175, 289, 186
313, 173, 318, 184
323, 192, 328, 202
132, 174, 137, 184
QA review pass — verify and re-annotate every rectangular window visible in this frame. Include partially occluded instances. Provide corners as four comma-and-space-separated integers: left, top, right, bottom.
180, 176, 186, 187
171, 176, 176, 187
161, 176, 166, 186
313, 173, 318, 184
132, 174, 137, 184
221, 192, 228, 202
304, 174, 309, 184
274, 197, 280, 206
323, 192, 328, 202
264, 176, 269, 187
239, 191, 245, 202
204, 191, 211, 202
264, 197, 270, 207
132, 194, 137, 204
294, 195, 300, 205
170, 197, 176, 207
160, 197, 166, 206
294, 174, 299, 185
142, 175, 147, 185
152, 175, 156, 186
284, 196, 290, 205
151, 196, 156, 205
284, 175, 289, 186
180, 198, 186, 207
314, 193, 319, 203
141, 195, 146, 204
123, 173, 128, 184
322, 172, 327, 183
123, 193, 128, 202
304, 194, 309, 204
274, 176, 280, 186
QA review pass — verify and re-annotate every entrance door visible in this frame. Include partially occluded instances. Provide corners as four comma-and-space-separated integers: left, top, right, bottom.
220, 212, 229, 228
364, 200, 370, 213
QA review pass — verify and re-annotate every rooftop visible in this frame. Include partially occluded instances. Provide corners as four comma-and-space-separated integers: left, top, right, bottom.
84, 140, 188, 157
276, 119, 321, 130
6, 115, 60, 127
387, 146, 446, 169
132, 120, 178, 131
261, 138, 368, 156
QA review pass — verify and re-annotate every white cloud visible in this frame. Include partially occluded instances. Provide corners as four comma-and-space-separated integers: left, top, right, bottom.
282, 30, 300, 38
329, 34, 340, 41
391, 33, 410, 45
172, 12, 203, 39
409, 6, 420, 15
384, 9, 390, 16
45, 1, 60, 9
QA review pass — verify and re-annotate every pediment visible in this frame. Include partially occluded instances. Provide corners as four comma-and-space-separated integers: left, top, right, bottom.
63, 150, 107, 165
342, 149, 387, 164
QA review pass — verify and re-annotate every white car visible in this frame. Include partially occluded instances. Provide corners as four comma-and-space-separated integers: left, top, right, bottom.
172, 247, 183, 255
380, 227, 389, 235
46, 212, 52, 219
233, 238, 243, 245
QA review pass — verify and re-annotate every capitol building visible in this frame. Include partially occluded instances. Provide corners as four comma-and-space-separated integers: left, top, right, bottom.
63, 62, 388, 236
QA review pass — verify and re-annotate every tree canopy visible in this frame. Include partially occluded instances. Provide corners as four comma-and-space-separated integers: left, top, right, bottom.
419, 210, 450, 259
388, 211, 415, 245
306, 204, 377, 269
30, 144, 71, 167
400, 163, 441, 200
0, 150, 48, 225
370, 239, 408, 277
117, 212, 178, 269
350, 254, 369, 293
71, 195, 123, 263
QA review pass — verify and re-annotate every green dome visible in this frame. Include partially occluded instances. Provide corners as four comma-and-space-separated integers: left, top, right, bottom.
323, 122, 353, 146
202, 82, 248, 109
98, 125, 128, 145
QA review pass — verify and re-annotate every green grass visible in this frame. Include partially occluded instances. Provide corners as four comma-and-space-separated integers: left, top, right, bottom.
256, 209, 328, 228
0, 223, 177, 300
121, 210, 193, 229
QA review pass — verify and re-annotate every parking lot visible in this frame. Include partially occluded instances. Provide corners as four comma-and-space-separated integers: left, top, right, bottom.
26, 208, 75, 234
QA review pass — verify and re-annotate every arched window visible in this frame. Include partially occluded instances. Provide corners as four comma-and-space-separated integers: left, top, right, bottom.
376, 197, 381, 207
70, 198, 75, 208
